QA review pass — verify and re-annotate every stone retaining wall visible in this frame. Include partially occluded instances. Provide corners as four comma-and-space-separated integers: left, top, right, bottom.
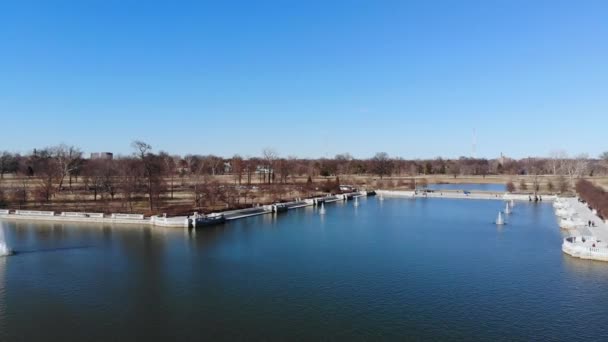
61, 212, 104, 218
111, 213, 144, 220
15, 210, 55, 216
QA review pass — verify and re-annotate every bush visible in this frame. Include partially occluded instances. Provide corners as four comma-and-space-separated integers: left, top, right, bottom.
576, 180, 608, 219
519, 179, 528, 191
321, 179, 338, 193
546, 180, 554, 192
407, 179, 416, 190
557, 175, 569, 193
506, 181, 515, 193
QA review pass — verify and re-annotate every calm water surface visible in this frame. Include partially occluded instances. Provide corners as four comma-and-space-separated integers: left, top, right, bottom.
1, 198, 608, 341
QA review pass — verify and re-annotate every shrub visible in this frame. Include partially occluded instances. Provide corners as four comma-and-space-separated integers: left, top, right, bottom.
546, 180, 554, 192
576, 180, 608, 219
519, 179, 528, 191
557, 175, 569, 193
506, 181, 515, 193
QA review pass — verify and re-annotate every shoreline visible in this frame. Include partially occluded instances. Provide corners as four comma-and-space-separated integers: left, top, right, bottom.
557, 198, 608, 261
1, 189, 560, 228
376, 190, 558, 202
0, 192, 368, 228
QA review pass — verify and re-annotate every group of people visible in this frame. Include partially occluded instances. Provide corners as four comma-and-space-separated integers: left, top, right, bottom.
588, 220, 597, 227
528, 195, 543, 202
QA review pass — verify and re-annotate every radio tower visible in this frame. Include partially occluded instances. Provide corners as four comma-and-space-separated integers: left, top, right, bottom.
472, 128, 477, 159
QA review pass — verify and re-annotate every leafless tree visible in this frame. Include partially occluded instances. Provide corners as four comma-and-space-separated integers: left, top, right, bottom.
556, 175, 569, 193
548, 150, 567, 175
131, 140, 164, 210
132, 140, 152, 159
262, 148, 278, 184
83, 159, 105, 201
506, 181, 515, 193
117, 158, 142, 212
52, 144, 83, 191
546, 180, 554, 192
159, 151, 178, 199
28, 148, 62, 202
371, 152, 392, 179
0, 151, 18, 179
232, 155, 244, 185
564, 154, 589, 186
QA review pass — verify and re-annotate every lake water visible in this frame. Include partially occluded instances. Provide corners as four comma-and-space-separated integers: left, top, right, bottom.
426, 183, 506, 192
2, 198, 608, 340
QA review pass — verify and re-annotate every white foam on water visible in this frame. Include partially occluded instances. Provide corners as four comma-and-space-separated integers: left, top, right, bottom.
0, 227, 10, 256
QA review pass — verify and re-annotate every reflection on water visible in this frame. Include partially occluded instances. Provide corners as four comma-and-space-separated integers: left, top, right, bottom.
2, 199, 608, 340
563, 253, 608, 276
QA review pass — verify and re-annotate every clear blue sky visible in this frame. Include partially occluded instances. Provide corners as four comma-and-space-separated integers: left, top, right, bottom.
1, 0, 607, 159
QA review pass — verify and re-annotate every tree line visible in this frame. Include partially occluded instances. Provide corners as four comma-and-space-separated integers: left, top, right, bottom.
0, 143, 607, 212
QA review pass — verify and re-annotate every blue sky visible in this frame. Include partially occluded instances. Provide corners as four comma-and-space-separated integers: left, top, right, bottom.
1, 0, 607, 159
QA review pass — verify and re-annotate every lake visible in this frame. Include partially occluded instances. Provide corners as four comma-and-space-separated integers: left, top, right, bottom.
1, 197, 608, 340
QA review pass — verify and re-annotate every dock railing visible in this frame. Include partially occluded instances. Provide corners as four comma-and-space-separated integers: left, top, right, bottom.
563, 236, 608, 258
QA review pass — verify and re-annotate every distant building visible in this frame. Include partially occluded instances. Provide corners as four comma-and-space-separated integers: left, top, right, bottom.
224, 162, 232, 173
255, 166, 272, 174
339, 185, 355, 192
90, 152, 113, 160
498, 153, 511, 165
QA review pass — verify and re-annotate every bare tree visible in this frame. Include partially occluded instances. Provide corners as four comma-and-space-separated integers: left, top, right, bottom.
83, 159, 105, 201
564, 154, 589, 186
262, 148, 278, 184
30, 149, 62, 202
132, 140, 152, 159
371, 152, 392, 179
546, 180, 554, 192
0, 151, 18, 179
159, 152, 178, 199
232, 155, 244, 185
117, 158, 141, 212
547, 150, 567, 175
52, 144, 83, 191
244, 157, 255, 185
131, 140, 164, 210
556, 175, 569, 193
600, 151, 608, 171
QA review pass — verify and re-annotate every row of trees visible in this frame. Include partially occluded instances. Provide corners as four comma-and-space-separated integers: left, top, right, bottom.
1, 144, 607, 212
2, 148, 607, 183
576, 179, 608, 220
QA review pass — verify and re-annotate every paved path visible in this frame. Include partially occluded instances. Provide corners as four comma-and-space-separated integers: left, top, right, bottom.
566, 198, 608, 241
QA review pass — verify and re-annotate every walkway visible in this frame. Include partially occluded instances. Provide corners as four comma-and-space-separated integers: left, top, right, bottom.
565, 198, 608, 241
